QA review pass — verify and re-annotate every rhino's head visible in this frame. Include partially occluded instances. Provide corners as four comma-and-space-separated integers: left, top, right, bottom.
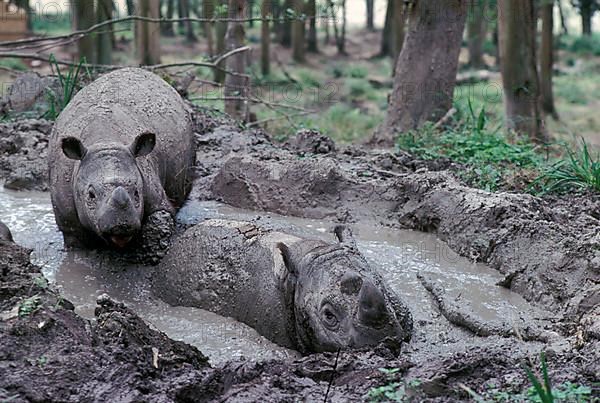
61, 133, 156, 248
277, 226, 412, 354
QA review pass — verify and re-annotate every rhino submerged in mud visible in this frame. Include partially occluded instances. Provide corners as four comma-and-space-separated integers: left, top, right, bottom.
153, 220, 413, 354
48, 68, 195, 249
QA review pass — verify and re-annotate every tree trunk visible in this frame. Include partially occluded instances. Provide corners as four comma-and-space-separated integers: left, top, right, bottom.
136, 0, 161, 65
337, 0, 347, 54
366, 0, 375, 30
162, 0, 175, 36
281, 0, 293, 46
498, 0, 546, 141
581, 0, 593, 36
540, 0, 558, 120
126, 0, 135, 15
215, 0, 228, 82
224, 0, 249, 120
97, 0, 113, 65
75, 0, 96, 63
248, 0, 255, 27
380, 0, 392, 56
203, 0, 215, 56
180, 0, 197, 42
307, 0, 318, 52
467, 0, 487, 68
292, 0, 306, 62
391, 0, 406, 64
261, 0, 271, 75
375, 0, 468, 145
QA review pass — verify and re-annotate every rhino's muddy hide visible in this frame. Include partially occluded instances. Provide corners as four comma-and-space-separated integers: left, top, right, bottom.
0, 103, 598, 400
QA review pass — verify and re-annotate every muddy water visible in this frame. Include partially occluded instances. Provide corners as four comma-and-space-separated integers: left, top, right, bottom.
1, 188, 550, 364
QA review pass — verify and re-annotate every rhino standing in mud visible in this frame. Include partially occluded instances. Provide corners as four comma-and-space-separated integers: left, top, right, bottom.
49, 68, 195, 249
0, 221, 13, 242
153, 220, 413, 353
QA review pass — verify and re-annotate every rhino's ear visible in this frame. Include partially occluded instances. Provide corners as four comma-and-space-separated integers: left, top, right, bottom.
130, 132, 156, 158
334, 225, 357, 249
277, 242, 298, 277
61, 137, 87, 160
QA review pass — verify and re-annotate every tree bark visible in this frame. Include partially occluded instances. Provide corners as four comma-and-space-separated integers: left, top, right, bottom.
307, 0, 318, 52
375, 0, 468, 145
391, 0, 406, 64
380, 0, 393, 56
136, 0, 161, 65
581, 0, 593, 36
467, 0, 487, 68
540, 0, 558, 120
75, 0, 96, 63
126, 0, 135, 15
366, 0, 375, 30
224, 0, 249, 120
215, 0, 228, 82
97, 0, 113, 65
261, 0, 271, 75
292, 0, 306, 62
498, 0, 546, 141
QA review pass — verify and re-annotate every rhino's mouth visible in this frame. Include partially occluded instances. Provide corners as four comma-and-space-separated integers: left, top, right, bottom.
110, 235, 133, 248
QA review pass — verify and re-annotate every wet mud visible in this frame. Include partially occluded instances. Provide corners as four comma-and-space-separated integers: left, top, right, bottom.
0, 108, 599, 401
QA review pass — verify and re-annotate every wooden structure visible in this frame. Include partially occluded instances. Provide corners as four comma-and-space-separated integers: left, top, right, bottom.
0, 0, 28, 41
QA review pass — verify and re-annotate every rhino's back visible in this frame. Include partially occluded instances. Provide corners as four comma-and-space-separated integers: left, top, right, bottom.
154, 220, 299, 348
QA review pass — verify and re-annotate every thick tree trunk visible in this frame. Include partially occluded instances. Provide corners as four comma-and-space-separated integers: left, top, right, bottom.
180, 0, 197, 42
391, 0, 406, 64
540, 1, 558, 120
162, 0, 175, 36
498, 0, 546, 141
261, 0, 271, 75
224, 0, 249, 120
292, 0, 306, 62
307, 0, 318, 52
375, 0, 468, 145
75, 0, 96, 63
281, 0, 293, 46
581, 0, 593, 36
136, 0, 161, 65
467, 0, 487, 68
366, 0, 375, 30
96, 0, 113, 65
380, 0, 392, 56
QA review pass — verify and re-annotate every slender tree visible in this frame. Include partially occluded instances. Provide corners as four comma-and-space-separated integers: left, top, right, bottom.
125, 0, 135, 15
203, 0, 215, 56
215, 0, 228, 82
467, 0, 487, 68
179, 0, 197, 42
540, 0, 559, 119
136, 0, 161, 65
380, 0, 393, 56
224, 0, 249, 120
366, 0, 375, 30
292, 0, 306, 62
97, 0, 113, 65
307, 0, 318, 52
74, 0, 96, 63
281, 0, 293, 46
162, 0, 175, 36
572, 0, 597, 36
374, 0, 468, 145
498, 0, 546, 141
262, 0, 271, 75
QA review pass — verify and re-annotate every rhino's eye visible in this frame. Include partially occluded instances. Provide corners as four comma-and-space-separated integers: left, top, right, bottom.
321, 303, 339, 330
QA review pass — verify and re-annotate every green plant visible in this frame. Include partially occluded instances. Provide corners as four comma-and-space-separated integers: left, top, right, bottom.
18, 296, 41, 317
44, 54, 86, 120
0, 58, 27, 71
523, 352, 554, 403
535, 139, 600, 193
365, 369, 421, 402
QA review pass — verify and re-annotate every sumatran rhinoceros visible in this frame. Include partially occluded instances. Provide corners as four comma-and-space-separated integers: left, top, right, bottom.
48, 68, 195, 249
153, 220, 413, 354
0, 221, 13, 242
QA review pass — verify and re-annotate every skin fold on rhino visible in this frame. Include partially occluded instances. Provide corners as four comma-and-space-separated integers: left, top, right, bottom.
48, 68, 195, 249
153, 220, 413, 354
0, 221, 13, 243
